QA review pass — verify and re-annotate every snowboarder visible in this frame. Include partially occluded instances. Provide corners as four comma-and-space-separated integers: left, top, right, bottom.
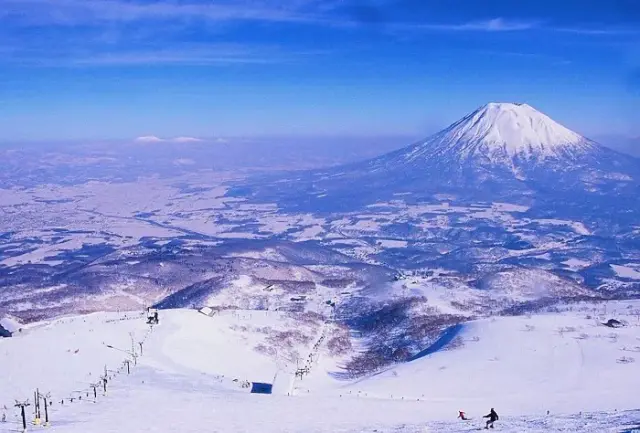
483, 408, 499, 429
458, 410, 469, 420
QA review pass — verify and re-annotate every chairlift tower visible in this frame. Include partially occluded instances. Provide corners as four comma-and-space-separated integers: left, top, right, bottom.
91, 383, 99, 399
39, 392, 51, 426
101, 375, 108, 395
33, 389, 41, 426
14, 400, 30, 432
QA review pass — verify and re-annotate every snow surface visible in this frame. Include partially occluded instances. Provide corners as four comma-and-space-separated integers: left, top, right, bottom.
562, 258, 591, 271
1, 303, 639, 432
408, 102, 595, 162
0, 312, 151, 406
611, 264, 640, 280
534, 218, 591, 235
342, 310, 640, 415
376, 239, 408, 248
0, 316, 22, 333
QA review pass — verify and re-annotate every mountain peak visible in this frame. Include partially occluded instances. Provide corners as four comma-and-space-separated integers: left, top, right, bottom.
482, 102, 528, 109
410, 102, 595, 166
385, 102, 603, 176
439, 102, 590, 159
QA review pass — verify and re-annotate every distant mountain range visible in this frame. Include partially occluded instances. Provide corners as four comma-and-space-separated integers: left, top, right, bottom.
2, 102, 638, 326
230, 103, 640, 224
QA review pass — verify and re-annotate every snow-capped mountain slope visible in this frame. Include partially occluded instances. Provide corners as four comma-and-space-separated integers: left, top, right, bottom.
230, 102, 640, 214
365, 102, 623, 179
389, 102, 597, 166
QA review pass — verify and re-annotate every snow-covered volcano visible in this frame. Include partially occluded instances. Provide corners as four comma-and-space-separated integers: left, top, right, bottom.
445, 102, 583, 153
231, 102, 640, 213
368, 102, 607, 176
401, 102, 596, 163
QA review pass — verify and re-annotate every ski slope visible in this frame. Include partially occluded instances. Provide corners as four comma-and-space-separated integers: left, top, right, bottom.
340, 310, 640, 415
0, 312, 151, 405
1, 301, 639, 432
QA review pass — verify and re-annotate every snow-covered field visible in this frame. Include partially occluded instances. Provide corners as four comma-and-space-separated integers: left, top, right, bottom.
1, 302, 639, 432
612, 264, 640, 280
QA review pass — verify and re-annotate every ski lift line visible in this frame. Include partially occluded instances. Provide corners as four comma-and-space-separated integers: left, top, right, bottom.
17, 315, 150, 419
9, 318, 154, 429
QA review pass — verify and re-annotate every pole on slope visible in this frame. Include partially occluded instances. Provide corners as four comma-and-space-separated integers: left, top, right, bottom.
139, 341, 144, 356
42, 393, 50, 426
124, 360, 130, 374
15, 400, 30, 432
129, 332, 136, 357
37, 389, 42, 422
33, 390, 40, 425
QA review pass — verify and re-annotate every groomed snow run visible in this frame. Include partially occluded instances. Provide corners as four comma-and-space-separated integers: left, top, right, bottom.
0, 302, 639, 432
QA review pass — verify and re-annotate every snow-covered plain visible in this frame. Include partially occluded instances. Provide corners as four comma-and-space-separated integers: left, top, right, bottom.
1, 301, 639, 432
611, 264, 640, 280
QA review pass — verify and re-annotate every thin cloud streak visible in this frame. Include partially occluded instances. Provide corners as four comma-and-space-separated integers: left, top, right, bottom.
0, 0, 322, 26
416, 18, 540, 32
71, 52, 279, 66
0, 41, 328, 67
394, 19, 639, 35
552, 26, 640, 36
134, 136, 209, 143
1, 1, 634, 37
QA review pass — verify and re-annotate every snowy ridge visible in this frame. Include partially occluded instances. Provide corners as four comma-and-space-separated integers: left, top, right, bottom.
404, 102, 597, 164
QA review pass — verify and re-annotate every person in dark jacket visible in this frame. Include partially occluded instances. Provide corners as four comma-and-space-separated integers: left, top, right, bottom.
483, 408, 499, 429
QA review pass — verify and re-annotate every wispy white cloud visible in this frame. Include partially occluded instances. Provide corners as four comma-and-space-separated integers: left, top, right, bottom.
134, 135, 165, 143
416, 18, 540, 32
0, 40, 322, 67
71, 50, 278, 66
173, 158, 196, 165
135, 135, 206, 143
552, 27, 640, 36
386, 17, 640, 36
2, 1, 632, 37
0, 1, 335, 66
172, 136, 204, 143
0, 0, 324, 26
0, 2, 634, 70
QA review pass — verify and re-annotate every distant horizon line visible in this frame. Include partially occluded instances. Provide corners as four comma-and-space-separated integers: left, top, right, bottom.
1, 132, 639, 146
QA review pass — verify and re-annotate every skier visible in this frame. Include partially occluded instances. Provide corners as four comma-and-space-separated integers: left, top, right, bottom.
483, 408, 499, 429
457, 410, 469, 421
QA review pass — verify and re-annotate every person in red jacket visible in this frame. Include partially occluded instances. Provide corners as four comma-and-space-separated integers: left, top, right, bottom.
458, 410, 469, 420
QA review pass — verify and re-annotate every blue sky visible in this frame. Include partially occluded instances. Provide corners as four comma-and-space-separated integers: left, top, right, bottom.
0, 0, 638, 141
